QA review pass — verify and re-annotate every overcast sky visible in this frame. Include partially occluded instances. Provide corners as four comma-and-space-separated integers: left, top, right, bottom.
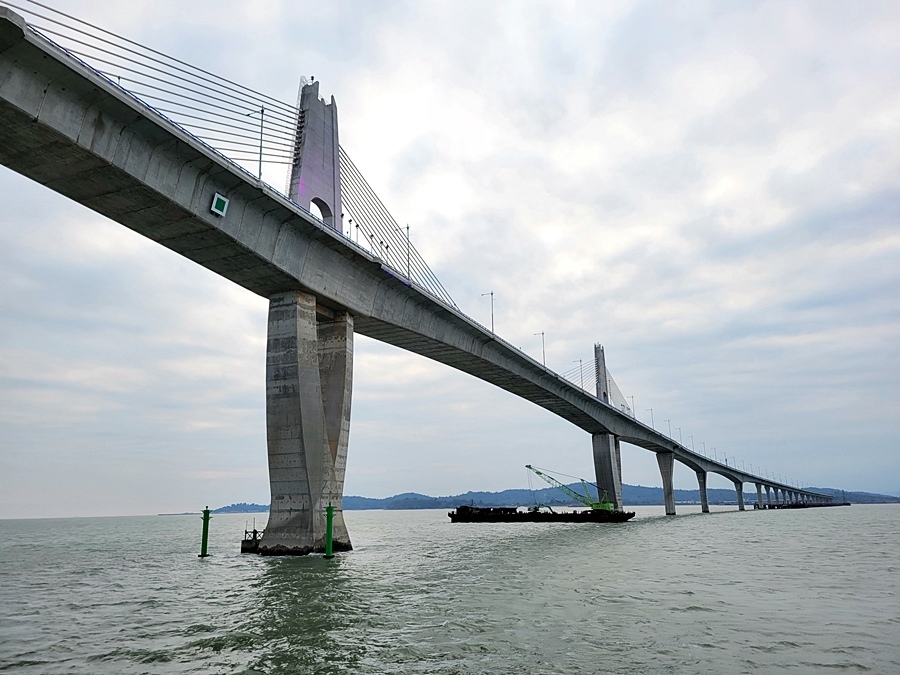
1, 1, 898, 518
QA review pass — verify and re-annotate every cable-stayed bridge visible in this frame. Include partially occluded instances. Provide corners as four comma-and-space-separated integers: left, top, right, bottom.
0, 3, 833, 554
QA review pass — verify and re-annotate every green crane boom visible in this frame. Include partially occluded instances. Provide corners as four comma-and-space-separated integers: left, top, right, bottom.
526, 465, 613, 511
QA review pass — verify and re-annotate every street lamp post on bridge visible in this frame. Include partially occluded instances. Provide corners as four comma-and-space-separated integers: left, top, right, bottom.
573, 359, 584, 390
534, 332, 545, 366
245, 105, 264, 179
481, 291, 494, 333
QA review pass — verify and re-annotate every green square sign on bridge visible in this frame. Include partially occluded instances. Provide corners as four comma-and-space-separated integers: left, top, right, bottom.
211, 193, 229, 217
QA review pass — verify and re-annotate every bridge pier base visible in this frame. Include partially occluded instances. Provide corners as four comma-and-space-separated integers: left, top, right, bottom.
734, 481, 745, 511
258, 290, 353, 555
657, 452, 676, 515
592, 433, 623, 510
696, 470, 710, 513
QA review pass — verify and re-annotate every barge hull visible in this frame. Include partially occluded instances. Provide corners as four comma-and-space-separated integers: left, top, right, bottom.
449, 506, 636, 523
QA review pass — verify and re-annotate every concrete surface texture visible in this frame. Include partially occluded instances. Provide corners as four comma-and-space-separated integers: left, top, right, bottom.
289, 80, 342, 232
260, 291, 352, 554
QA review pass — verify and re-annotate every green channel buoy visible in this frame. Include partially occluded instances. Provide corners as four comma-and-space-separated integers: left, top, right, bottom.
199, 506, 211, 558
324, 504, 335, 559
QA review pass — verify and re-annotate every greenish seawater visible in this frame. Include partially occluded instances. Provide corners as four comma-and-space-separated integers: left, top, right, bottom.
1, 505, 897, 673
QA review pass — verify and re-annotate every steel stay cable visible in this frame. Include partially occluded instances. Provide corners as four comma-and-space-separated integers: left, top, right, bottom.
211, 148, 293, 161
10, 0, 299, 117
52, 45, 300, 135
25, 24, 301, 129
110, 79, 299, 132
341, 180, 415, 274
82, 57, 302, 138
129, 98, 297, 146
135, 118, 294, 148
339, 153, 455, 304
185, 134, 291, 152
29, 22, 300, 125
65, 50, 298, 134
338, 164, 442, 291
341, 188, 451, 304
341, 192, 449, 303
147, 107, 294, 142
131, 96, 293, 144
223, 157, 293, 166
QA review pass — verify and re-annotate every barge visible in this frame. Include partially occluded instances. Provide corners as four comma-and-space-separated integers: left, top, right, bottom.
449, 505, 636, 523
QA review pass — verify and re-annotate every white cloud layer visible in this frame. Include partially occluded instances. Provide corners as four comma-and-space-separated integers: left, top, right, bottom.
1, 0, 898, 517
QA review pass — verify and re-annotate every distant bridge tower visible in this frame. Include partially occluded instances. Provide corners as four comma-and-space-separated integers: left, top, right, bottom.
592, 343, 623, 511
288, 78, 342, 233
259, 80, 352, 555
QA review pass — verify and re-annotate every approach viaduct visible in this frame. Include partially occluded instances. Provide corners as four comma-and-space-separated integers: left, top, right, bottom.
0, 8, 831, 553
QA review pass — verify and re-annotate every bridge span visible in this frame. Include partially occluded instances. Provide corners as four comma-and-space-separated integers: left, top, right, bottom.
0, 7, 831, 553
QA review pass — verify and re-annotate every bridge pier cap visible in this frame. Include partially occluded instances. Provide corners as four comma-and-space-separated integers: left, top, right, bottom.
290, 79, 342, 233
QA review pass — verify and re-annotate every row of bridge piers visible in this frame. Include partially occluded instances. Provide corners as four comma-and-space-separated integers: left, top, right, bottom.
591, 345, 831, 515
592, 432, 832, 515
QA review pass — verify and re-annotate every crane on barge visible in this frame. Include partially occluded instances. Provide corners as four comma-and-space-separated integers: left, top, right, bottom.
525, 465, 614, 511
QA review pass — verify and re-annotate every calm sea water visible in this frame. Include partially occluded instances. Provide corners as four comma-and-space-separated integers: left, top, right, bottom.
0, 505, 897, 674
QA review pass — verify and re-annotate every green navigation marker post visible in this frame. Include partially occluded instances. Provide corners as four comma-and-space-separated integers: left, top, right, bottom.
199, 506, 211, 558
324, 505, 335, 559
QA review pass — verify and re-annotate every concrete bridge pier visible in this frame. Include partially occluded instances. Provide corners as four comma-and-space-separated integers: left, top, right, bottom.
592, 433, 623, 510
766, 485, 772, 506
733, 480, 745, 511
259, 290, 353, 555
755, 483, 764, 508
657, 452, 676, 515
696, 470, 710, 513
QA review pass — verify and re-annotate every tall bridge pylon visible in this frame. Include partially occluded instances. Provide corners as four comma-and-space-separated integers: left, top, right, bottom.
260, 81, 352, 554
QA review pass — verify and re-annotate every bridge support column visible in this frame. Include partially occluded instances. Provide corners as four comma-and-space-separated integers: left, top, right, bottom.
696, 470, 709, 513
657, 452, 676, 515
259, 291, 353, 555
755, 483, 764, 509
733, 480, 745, 511
765, 485, 772, 507
592, 433, 623, 510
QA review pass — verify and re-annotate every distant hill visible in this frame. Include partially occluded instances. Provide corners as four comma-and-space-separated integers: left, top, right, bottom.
213, 484, 898, 513
213, 502, 268, 514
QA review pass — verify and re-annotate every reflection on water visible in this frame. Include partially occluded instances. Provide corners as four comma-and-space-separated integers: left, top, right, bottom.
238, 557, 371, 673
0, 506, 898, 674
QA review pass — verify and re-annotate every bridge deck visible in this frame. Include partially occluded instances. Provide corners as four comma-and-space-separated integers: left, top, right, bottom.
0, 7, 821, 499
